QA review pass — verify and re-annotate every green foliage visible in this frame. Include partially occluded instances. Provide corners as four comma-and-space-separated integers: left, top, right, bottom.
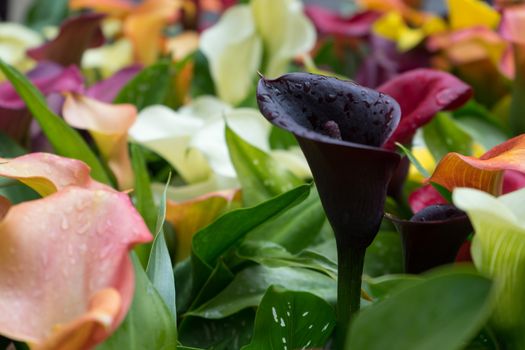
347, 267, 494, 350
242, 287, 336, 350
423, 112, 473, 161
24, 0, 69, 31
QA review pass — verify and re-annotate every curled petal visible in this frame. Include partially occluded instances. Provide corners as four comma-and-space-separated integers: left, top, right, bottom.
429, 134, 525, 195
166, 189, 241, 261
408, 185, 447, 214
0, 62, 83, 109
27, 13, 105, 67
501, 5, 525, 46
0, 186, 151, 348
379, 69, 472, 149
63, 94, 136, 189
305, 6, 380, 38
454, 188, 525, 343
0, 153, 104, 196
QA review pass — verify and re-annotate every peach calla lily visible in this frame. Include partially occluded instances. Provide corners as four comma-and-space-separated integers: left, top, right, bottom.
0, 153, 152, 349
429, 134, 525, 195
62, 93, 136, 190
70, 0, 180, 65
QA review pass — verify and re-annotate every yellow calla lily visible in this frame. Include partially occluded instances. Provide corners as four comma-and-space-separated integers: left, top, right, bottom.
447, 0, 501, 30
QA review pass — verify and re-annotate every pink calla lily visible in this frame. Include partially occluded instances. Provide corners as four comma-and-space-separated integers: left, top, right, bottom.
0, 153, 151, 349
62, 94, 136, 190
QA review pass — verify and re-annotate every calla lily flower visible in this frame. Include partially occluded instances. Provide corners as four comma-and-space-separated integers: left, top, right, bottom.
85, 65, 142, 103
257, 72, 401, 342
200, 0, 316, 105
27, 13, 105, 67
70, 0, 180, 65
166, 188, 241, 261
430, 134, 525, 195
62, 93, 136, 190
82, 38, 134, 78
387, 204, 472, 273
454, 187, 525, 347
129, 96, 309, 198
0, 23, 42, 80
0, 152, 151, 349
305, 6, 381, 39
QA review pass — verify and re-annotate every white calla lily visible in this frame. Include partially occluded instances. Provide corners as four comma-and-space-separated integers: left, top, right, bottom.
200, 0, 315, 105
82, 38, 134, 78
200, 5, 262, 105
453, 187, 525, 346
129, 96, 311, 199
0, 23, 42, 79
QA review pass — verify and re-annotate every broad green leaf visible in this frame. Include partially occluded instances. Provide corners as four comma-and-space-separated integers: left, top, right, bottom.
114, 60, 171, 110
363, 275, 420, 301
187, 265, 336, 319
453, 100, 508, 134
236, 241, 337, 279
246, 186, 328, 253
190, 50, 216, 98
131, 143, 157, 232
24, 0, 69, 30
188, 261, 234, 311
364, 230, 403, 277
0, 59, 111, 185
98, 254, 177, 350
225, 125, 302, 206
192, 184, 310, 270
269, 125, 298, 150
455, 117, 508, 151
146, 176, 176, 320
422, 112, 473, 162
242, 286, 335, 350
347, 267, 494, 350
179, 309, 254, 350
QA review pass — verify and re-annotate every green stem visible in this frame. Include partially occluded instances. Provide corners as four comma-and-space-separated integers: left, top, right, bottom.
335, 243, 366, 349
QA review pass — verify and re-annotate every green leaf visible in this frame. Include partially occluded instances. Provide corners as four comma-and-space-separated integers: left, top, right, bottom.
395, 143, 430, 178
246, 186, 328, 253
99, 254, 177, 350
364, 231, 403, 277
131, 143, 157, 232
192, 184, 310, 270
242, 286, 335, 350
24, 0, 69, 30
179, 309, 255, 350
269, 125, 298, 150
422, 112, 473, 161
455, 117, 508, 151
187, 265, 336, 319
146, 175, 176, 320
225, 125, 303, 206
0, 59, 111, 185
347, 267, 494, 350
114, 60, 171, 110
190, 50, 216, 98
236, 241, 337, 279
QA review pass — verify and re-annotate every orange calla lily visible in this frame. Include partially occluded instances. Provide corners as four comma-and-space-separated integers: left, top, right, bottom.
0, 153, 152, 349
166, 188, 241, 261
63, 93, 136, 190
429, 134, 525, 195
70, 0, 181, 64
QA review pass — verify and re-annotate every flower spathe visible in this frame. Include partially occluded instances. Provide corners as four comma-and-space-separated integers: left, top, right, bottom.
454, 187, 525, 347
0, 153, 152, 349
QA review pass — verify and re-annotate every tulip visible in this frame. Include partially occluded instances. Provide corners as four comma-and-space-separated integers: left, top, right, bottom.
199, 0, 316, 105
454, 187, 525, 348
257, 72, 401, 346
0, 152, 151, 349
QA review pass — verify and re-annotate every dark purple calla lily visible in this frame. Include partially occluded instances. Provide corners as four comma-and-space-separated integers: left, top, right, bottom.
387, 204, 473, 274
27, 13, 105, 67
257, 72, 401, 345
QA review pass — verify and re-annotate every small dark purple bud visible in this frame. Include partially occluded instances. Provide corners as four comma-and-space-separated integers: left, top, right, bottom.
388, 205, 473, 274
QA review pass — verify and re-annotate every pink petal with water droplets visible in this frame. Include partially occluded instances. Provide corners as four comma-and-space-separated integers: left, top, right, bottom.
27, 13, 105, 67
379, 69, 472, 149
0, 186, 151, 348
0, 153, 106, 196
63, 94, 136, 189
